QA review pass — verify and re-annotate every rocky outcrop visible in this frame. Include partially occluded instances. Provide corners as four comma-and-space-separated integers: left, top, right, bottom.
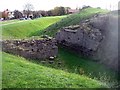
2, 38, 58, 60
55, 13, 119, 71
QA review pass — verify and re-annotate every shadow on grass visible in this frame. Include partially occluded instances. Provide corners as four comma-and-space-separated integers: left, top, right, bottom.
24, 46, 118, 83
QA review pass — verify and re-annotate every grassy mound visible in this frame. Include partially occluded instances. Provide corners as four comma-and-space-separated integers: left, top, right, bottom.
2, 16, 66, 39
2, 52, 107, 88
37, 8, 108, 37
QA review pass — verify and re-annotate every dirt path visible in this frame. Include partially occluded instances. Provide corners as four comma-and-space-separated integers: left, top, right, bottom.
0, 20, 27, 26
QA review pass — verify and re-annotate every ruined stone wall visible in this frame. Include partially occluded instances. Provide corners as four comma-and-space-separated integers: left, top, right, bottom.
56, 23, 103, 56
2, 38, 58, 60
55, 13, 119, 71
91, 14, 119, 71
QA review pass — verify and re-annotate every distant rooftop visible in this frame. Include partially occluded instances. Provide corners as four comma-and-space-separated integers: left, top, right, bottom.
68, 9, 79, 13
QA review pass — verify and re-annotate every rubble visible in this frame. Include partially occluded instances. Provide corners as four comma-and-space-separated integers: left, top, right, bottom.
2, 38, 58, 60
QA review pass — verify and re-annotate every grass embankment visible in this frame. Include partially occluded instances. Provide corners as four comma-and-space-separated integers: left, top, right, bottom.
36, 8, 108, 37
58, 47, 116, 78
36, 47, 117, 87
2, 16, 66, 39
2, 52, 107, 88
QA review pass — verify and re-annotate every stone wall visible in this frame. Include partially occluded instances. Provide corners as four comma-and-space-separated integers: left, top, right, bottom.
91, 13, 119, 71
56, 23, 103, 56
2, 38, 58, 60
55, 13, 119, 71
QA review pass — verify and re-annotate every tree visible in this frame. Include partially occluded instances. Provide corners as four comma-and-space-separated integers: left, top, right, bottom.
60, 7, 66, 15
23, 3, 34, 18
52, 6, 66, 16
40, 10, 47, 16
47, 10, 53, 16
65, 7, 71, 14
82, 5, 91, 9
32, 11, 41, 18
13, 10, 23, 19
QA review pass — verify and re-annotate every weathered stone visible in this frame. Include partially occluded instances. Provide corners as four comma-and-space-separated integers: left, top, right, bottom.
55, 12, 119, 71
49, 61, 54, 64
58, 62, 62, 65
41, 35, 49, 38
55, 22, 103, 56
2, 38, 58, 60
49, 56, 55, 60
64, 25, 80, 30
41, 61, 46, 64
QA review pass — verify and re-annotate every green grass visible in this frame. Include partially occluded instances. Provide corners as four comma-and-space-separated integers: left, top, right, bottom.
33, 47, 117, 87
37, 8, 108, 37
2, 52, 107, 88
2, 16, 66, 39
58, 47, 117, 79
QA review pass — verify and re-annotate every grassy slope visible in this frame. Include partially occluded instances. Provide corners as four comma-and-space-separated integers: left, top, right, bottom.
38, 47, 117, 87
2, 52, 106, 88
2, 16, 66, 39
37, 8, 108, 37
58, 47, 116, 78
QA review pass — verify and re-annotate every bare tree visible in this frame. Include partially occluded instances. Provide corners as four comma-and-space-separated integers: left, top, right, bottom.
52, 7, 66, 16
23, 3, 34, 18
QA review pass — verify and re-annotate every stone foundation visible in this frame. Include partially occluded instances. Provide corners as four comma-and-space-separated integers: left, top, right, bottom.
2, 38, 58, 60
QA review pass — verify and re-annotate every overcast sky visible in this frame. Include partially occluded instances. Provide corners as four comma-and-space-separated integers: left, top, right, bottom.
0, 0, 119, 11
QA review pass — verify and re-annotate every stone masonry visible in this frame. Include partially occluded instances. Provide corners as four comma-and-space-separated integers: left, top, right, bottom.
2, 38, 58, 60
56, 23, 103, 56
55, 13, 119, 71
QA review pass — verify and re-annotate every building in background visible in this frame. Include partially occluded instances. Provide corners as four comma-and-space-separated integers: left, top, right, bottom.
1, 9, 14, 20
67, 9, 79, 14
